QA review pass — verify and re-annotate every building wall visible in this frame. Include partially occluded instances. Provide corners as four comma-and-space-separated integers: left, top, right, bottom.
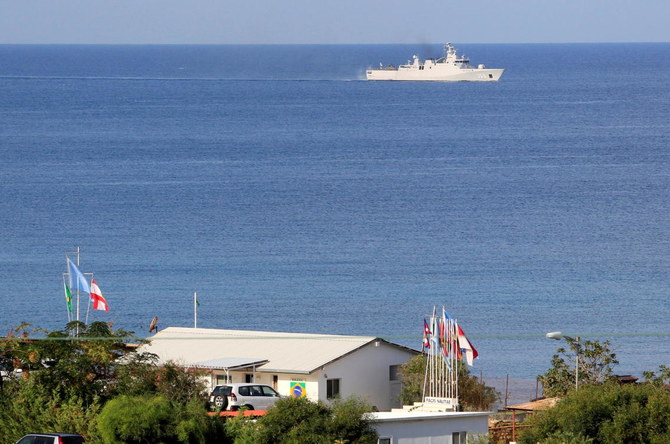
319, 341, 415, 411
373, 414, 489, 444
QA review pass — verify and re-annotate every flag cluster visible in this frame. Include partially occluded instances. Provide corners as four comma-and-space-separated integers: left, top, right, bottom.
63, 258, 110, 312
422, 308, 478, 366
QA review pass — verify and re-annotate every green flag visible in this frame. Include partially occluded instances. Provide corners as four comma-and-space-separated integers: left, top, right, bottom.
63, 281, 73, 313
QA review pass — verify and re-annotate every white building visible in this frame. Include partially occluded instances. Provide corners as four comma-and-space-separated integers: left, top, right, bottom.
370, 410, 490, 444
141, 327, 419, 411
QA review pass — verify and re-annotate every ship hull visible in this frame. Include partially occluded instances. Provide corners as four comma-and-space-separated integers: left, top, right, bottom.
366, 68, 504, 82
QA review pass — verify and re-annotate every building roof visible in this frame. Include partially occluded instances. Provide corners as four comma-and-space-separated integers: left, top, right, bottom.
616, 374, 639, 384
370, 410, 490, 422
505, 397, 560, 411
141, 327, 417, 375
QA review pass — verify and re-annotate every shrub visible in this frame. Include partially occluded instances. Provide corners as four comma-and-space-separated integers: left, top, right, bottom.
0, 381, 101, 443
519, 382, 670, 444
243, 396, 377, 444
97, 395, 223, 444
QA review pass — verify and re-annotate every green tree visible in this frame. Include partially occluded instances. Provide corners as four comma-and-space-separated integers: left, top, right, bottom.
328, 397, 379, 444
0, 322, 211, 442
0, 323, 42, 386
538, 338, 618, 397
398, 353, 425, 405
398, 354, 498, 410
643, 365, 670, 386
519, 382, 670, 444
238, 396, 377, 444
0, 321, 142, 405
0, 322, 206, 404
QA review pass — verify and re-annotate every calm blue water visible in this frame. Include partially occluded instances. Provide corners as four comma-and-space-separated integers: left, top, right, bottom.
1, 43, 668, 383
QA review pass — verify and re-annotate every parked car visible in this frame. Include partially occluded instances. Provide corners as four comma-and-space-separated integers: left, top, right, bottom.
13, 433, 85, 444
209, 383, 281, 411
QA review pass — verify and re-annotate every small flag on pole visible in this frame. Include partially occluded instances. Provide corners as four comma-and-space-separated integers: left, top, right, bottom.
67, 257, 91, 294
422, 319, 431, 350
63, 281, 73, 313
457, 324, 478, 366
89, 279, 110, 312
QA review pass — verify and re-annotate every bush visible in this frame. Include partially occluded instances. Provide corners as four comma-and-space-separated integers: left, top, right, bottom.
97, 395, 224, 444
98, 395, 176, 444
0, 379, 101, 443
519, 382, 670, 444
538, 430, 594, 444
240, 396, 377, 444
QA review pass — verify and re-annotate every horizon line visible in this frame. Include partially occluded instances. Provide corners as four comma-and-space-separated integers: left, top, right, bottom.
1, 41, 669, 46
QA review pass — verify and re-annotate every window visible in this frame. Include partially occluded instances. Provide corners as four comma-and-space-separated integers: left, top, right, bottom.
261, 385, 280, 396
378, 438, 391, 444
245, 373, 254, 383
327, 378, 340, 399
272, 374, 278, 389
238, 386, 250, 396
212, 386, 232, 396
216, 374, 231, 385
389, 365, 401, 381
452, 431, 466, 444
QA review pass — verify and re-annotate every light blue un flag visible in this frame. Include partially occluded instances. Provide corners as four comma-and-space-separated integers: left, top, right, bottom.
68, 258, 90, 294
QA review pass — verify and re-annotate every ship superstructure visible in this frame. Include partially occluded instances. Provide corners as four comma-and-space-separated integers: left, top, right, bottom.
366, 43, 504, 82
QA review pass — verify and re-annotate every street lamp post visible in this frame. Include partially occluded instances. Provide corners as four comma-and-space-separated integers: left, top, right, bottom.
546, 331, 580, 390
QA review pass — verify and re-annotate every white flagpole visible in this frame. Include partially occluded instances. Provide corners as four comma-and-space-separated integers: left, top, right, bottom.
75, 247, 80, 324
194, 291, 197, 328
454, 319, 459, 404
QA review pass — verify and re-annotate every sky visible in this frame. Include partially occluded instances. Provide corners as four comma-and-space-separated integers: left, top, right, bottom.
1, 0, 668, 44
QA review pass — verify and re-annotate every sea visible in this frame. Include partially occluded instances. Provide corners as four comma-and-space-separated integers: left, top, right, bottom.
0, 43, 668, 402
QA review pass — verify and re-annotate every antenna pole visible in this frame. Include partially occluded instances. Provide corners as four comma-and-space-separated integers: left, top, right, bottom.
194, 291, 198, 328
